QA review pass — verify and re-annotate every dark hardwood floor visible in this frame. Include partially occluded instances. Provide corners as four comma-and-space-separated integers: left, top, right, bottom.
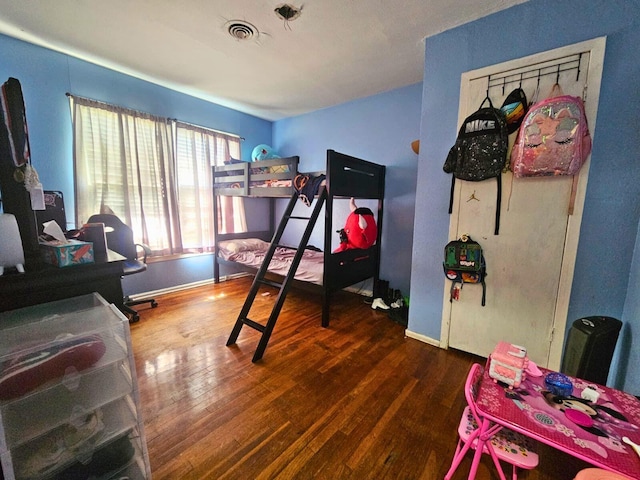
129, 276, 591, 479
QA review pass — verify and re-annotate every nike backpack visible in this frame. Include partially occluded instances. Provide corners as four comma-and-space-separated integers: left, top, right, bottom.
443, 97, 508, 234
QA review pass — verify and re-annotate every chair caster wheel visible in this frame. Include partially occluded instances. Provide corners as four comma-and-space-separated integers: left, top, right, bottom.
151, 301, 158, 308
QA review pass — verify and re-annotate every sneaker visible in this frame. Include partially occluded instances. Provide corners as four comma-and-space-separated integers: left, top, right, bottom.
390, 299, 404, 309
371, 298, 390, 310
17, 409, 105, 478
17, 432, 66, 478
63, 409, 105, 450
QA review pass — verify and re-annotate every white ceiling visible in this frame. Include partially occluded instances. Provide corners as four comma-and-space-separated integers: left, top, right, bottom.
0, 0, 527, 121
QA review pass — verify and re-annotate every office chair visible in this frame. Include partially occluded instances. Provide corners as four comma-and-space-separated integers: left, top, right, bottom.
86, 214, 158, 322
444, 363, 538, 480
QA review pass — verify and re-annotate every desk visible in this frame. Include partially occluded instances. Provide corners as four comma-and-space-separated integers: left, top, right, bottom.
474, 366, 640, 479
0, 250, 125, 313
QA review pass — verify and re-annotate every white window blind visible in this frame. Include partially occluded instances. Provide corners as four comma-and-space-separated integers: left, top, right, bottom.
70, 95, 245, 256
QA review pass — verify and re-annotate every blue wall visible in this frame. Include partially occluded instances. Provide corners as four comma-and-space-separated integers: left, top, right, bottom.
620, 223, 640, 392
0, 33, 421, 300
273, 84, 422, 295
0, 33, 273, 293
411, 0, 640, 394
3, 0, 638, 394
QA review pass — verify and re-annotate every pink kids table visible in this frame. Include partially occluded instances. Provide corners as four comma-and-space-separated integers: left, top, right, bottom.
473, 366, 640, 479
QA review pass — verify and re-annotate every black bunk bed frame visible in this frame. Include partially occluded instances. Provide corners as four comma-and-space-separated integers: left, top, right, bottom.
212, 150, 385, 362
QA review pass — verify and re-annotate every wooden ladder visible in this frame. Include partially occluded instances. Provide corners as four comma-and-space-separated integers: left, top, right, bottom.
226, 188, 327, 362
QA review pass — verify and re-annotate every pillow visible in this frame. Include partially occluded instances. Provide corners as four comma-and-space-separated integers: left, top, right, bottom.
219, 238, 270, 255
268, 155, 298, 174
268, 164, 290, 174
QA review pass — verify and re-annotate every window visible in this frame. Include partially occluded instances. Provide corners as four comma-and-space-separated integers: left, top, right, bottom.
174, 122, 245, 251
71, 96, 245, 256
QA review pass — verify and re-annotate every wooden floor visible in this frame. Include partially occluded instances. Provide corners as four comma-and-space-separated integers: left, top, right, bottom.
129, 276, 591, 479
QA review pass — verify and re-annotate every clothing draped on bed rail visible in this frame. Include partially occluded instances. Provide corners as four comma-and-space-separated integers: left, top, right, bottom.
294, 173, 326, 206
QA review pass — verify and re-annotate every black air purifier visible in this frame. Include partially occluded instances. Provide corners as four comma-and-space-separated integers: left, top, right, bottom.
560, 316, 622, 385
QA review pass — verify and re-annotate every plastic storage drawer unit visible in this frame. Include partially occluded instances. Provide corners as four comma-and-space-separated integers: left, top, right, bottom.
0, 293, 151, 480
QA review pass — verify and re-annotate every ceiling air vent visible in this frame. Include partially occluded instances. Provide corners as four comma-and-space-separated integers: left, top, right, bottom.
226, 20, 258, 41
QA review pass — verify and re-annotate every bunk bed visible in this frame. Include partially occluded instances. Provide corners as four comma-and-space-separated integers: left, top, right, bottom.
212, 150, 385, 361
212, 155, 301, 283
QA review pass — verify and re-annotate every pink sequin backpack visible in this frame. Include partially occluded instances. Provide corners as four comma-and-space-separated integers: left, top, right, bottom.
510, 85, 591, 178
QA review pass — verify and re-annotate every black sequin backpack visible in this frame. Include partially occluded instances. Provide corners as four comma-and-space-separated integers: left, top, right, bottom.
443, 96, 508, 234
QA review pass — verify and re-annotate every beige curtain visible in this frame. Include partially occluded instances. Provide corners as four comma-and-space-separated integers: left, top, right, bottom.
71, 95, 244, 255
174, 122, 245, 249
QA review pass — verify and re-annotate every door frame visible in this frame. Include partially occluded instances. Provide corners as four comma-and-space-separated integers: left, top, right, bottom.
439, 36, 606, 369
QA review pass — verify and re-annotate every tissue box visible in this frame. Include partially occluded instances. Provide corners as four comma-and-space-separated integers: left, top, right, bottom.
40, 239, 94, 267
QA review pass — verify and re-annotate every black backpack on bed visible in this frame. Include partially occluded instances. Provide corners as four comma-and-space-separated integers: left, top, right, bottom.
443, 97, 508, 235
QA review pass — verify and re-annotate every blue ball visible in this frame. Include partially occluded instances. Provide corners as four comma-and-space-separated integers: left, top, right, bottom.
544, 372, 573, 396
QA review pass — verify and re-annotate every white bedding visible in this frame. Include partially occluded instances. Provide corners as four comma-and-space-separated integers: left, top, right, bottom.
218, 238, 323, 285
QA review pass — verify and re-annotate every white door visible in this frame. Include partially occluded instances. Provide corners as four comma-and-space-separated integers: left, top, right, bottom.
441, 38, 606, 368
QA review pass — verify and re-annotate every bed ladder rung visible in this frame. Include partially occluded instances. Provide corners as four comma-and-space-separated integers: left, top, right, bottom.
226, 188, 327, 362
241, 317, 266, 332
258, 278, 283, 289
288, 215, 311, 220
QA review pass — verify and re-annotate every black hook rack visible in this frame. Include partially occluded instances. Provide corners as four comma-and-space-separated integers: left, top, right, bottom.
484, 53, 585, 92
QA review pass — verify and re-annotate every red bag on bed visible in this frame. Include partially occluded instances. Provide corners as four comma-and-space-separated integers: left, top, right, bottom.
333, 198, 377, 253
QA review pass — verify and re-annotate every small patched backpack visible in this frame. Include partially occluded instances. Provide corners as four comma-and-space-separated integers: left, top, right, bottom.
443, 234, 487, 306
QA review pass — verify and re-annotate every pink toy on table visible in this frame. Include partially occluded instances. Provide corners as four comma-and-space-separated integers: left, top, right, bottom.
489, 341, 529, 388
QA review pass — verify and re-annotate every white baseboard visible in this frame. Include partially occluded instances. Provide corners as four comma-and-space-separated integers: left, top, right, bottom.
126, 272, 250, 301
128, 274, 375, 302
404, 329, 441, 348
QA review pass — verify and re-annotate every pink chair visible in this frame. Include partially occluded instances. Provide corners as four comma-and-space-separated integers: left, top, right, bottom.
445, 363, 539, 480
573, 468, 633, 480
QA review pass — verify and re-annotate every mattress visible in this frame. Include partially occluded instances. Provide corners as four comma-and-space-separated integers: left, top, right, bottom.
218, 238, 323, 285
